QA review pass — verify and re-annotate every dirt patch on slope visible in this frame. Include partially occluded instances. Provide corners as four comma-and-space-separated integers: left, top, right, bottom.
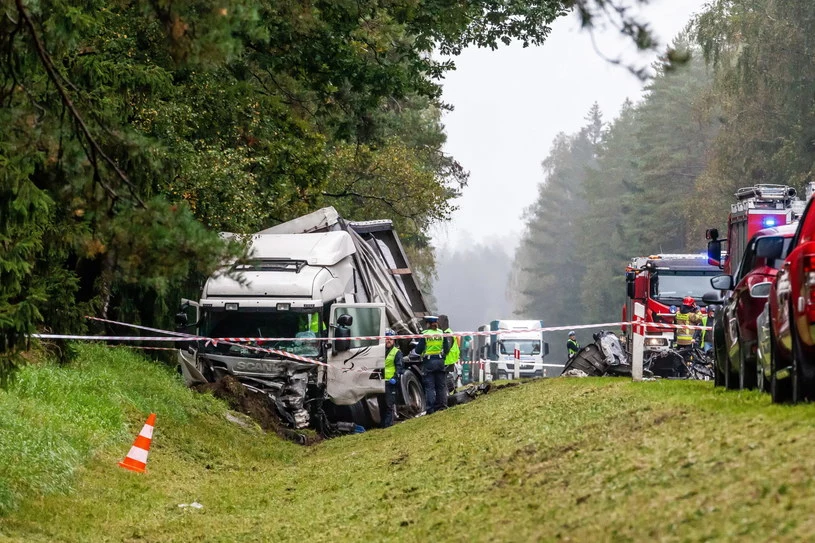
194, 376, 321, 446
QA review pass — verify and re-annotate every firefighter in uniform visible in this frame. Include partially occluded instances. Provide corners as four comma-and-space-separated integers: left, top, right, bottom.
381, 329, 403, 428
414, 315, 451, 414
567, 331, 580, 358
676, 296, 703, 348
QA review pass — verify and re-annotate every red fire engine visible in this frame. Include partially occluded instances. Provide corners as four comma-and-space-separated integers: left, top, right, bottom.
622, 254, 721, 353
706, 184, 805, 276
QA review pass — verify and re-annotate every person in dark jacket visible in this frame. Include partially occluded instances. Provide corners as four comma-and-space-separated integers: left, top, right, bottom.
381, 329, 404, 428
414, 315, 451, 414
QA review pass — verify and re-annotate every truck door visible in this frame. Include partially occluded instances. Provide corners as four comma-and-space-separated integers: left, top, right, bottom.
326, 303, 388, 405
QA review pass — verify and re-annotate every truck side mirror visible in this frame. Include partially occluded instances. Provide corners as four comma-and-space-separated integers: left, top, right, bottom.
334, 313, 353, 352
625, 271, 636, 298
175, 311, 188, 327
337, 313, 353, 327
707, 239, 723, 268
175, 303, 189, 331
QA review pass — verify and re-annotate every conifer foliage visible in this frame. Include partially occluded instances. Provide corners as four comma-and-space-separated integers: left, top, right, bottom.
514, 0, 815, 328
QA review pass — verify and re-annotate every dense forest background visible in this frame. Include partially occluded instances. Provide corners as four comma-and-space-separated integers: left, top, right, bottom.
511, 0, 815, 333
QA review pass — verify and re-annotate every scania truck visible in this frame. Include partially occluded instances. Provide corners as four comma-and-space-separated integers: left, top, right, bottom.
176, 207, 430, 430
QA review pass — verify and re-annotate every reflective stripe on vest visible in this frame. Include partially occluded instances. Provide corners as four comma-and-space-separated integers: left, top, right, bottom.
444, 328, 459, 365
675, 312, 693, 343
384, 346, 399, 380
422, 329, 443, 356
700, 315, 708, 343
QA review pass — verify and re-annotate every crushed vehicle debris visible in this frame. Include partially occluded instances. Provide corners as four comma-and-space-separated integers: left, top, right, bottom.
561, 331, 713, 380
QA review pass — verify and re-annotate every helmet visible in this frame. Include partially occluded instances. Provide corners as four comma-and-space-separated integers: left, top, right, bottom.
568, 330, 576, 336
424, 315, 438, 323
385, 329, 396, 337
682, 296, 695, 306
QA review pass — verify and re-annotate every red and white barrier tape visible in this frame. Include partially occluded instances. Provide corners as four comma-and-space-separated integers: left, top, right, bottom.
36, 317, 713, 347
82, 316, 331, 368
34, 334, 206, 342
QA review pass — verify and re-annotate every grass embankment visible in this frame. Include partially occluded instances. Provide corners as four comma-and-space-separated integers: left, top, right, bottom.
3, 345, 815, 542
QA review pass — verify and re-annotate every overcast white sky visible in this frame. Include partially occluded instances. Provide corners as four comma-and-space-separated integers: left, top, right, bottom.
432, 0, 710, 253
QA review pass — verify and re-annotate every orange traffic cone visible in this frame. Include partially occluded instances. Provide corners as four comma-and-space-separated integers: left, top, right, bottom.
118, 413, 156, 473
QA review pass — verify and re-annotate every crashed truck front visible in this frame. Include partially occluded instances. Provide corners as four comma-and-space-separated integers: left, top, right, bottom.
178, 230, 390, 428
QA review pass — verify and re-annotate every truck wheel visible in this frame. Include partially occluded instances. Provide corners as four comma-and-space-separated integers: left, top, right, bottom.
397, 370, 426, 418
349, 400, 373, 428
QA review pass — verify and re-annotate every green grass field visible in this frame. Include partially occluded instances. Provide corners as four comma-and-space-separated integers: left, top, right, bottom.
2, 344, 815, 542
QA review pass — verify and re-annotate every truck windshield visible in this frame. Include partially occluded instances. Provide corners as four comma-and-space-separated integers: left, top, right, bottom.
499, 340, 541, 356
201, 310, 321, 358
655, 271, 720, 300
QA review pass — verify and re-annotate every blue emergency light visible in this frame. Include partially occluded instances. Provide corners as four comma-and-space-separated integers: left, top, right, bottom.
762, 216, 778, 227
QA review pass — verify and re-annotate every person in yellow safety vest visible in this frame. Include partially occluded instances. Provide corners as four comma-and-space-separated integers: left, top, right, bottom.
381, 329, 404, 428
298, 313, 322, 334
413, 315, 451, 415
694, 307, 713, 353
676, 296, 702, 347
438, 314, 460, 368
438, 314, 461, 388
567, 331, 580, 358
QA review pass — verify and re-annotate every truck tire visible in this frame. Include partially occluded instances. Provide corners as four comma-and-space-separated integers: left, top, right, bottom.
349, 400, 373, 428
397, 370, 426, 418
325, 401, 372, 428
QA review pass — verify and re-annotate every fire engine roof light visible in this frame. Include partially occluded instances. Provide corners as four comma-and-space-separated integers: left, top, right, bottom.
762, 217, 778, 227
